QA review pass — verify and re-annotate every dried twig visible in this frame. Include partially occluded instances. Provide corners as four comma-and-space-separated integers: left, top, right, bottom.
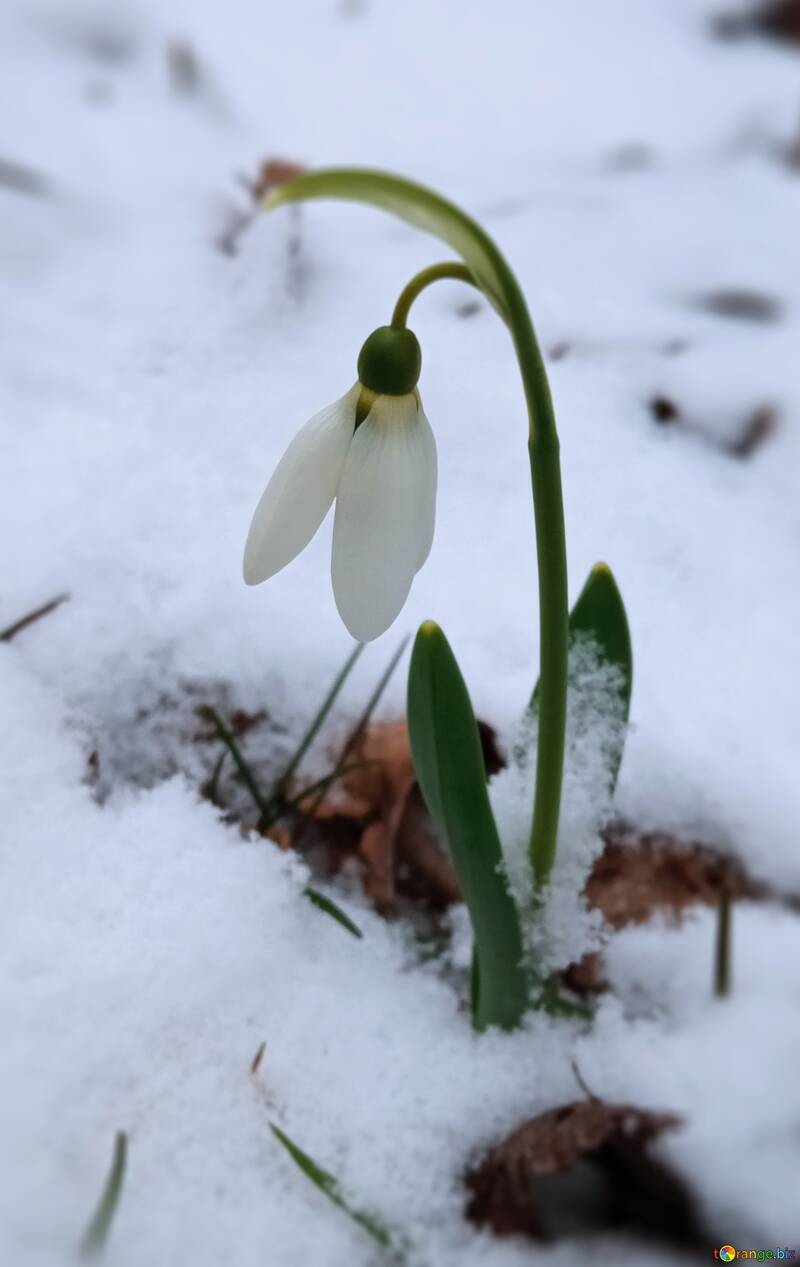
0, 593, 69, 642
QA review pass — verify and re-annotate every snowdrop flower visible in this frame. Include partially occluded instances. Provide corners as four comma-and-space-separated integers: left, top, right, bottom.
243, 326, 436, 642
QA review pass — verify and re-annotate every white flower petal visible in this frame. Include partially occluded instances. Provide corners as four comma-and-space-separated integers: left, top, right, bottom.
243, 384, 358, 585
331, 393, 437, 641
412, 398, 437, 571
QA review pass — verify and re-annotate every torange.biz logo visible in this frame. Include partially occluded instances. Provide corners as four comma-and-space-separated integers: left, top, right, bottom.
714, 1249, 797, 1262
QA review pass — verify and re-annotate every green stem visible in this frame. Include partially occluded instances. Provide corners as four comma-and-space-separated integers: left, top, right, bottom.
393, 260, 568, 887
391, 262, 479, 330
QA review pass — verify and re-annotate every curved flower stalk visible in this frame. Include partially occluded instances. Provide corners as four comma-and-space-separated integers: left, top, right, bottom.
260, 167, 569, 891
255, 169, 633, 1029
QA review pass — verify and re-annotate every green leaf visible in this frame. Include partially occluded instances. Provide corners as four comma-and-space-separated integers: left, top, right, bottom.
407, 622, 528, 1032
568, 564, 632, 704
305, 887, 363, 939
269, 641, 365, 806
201, 706, 271, 820
530, 562, 632, 794
270, 1125, 402, 1256
79, 1131, 127, 1259
287, 760, 374, 811
204, 642, 365, 830
293, 637, 409, 825
340, 635, 410, 763
264, 168, 510, 317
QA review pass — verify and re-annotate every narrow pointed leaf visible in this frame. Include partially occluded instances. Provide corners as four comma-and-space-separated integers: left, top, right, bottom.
79, 1131, 127, 1258
206, 643, 365, 829
288, 760, 374, 811
568, 563, 632, 706
202, 707, 270, 819
271, 641, 365, 798
340, 635, 410, 763
293, 638, 409, 834
264, 167, 509, 316
270, 1125, 402, 1255
407, 622, 528, 1031
305, 887, 363, 939
530, 562, 632, 793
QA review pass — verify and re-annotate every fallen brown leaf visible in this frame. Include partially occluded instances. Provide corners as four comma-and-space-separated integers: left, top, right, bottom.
561, 951, 607, 996
262, 823, 293, 852
466, 1098, 705, 1247
755, 0, 800, 43
306, 721, 415, 911
296, 719, 501, 914
713, 1, 800, 44
394, 785, 462, 909
588, 826, 764, 929
557, 828, 770, 997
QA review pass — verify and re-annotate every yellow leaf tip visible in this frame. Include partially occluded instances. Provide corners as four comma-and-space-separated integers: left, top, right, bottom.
418, 619, 441, 638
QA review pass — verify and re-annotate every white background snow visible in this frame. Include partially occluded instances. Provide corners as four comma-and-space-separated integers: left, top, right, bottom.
2, 0, 799, 1263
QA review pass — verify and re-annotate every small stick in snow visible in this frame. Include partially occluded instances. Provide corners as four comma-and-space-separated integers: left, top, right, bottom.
570, 1059, 600, 1103
250, 1041, 267, 1075
0, 593, 70, 643
727, 404, 778, 459
215, 158, 305, 257
714, 883, 733, 998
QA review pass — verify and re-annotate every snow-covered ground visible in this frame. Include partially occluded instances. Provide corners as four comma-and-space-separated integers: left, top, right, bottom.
2, 1, 800, 1263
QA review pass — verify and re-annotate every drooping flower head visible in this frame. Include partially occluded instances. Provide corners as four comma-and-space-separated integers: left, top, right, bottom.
243, 325, 436, 642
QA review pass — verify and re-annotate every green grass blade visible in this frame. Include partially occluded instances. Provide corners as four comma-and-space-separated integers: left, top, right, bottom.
340, 635, 410, 762
293, 637, 408, 830
287, 760, 374, 811
79, 1131, 127, 1258
305, 887, 363, 939
269, 642, 364, 802
270, 1124, 400, 1254
407, 622, 528, 1031
529, 562, 632, 793
204, 750, 227, 807
201, 707, 271, 819
264, 168, 509, 315
205, 644, 364, 828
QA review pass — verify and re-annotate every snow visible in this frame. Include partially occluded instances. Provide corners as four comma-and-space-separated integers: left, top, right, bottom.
492, 636, 625, 974
2, 0, 799, 1262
